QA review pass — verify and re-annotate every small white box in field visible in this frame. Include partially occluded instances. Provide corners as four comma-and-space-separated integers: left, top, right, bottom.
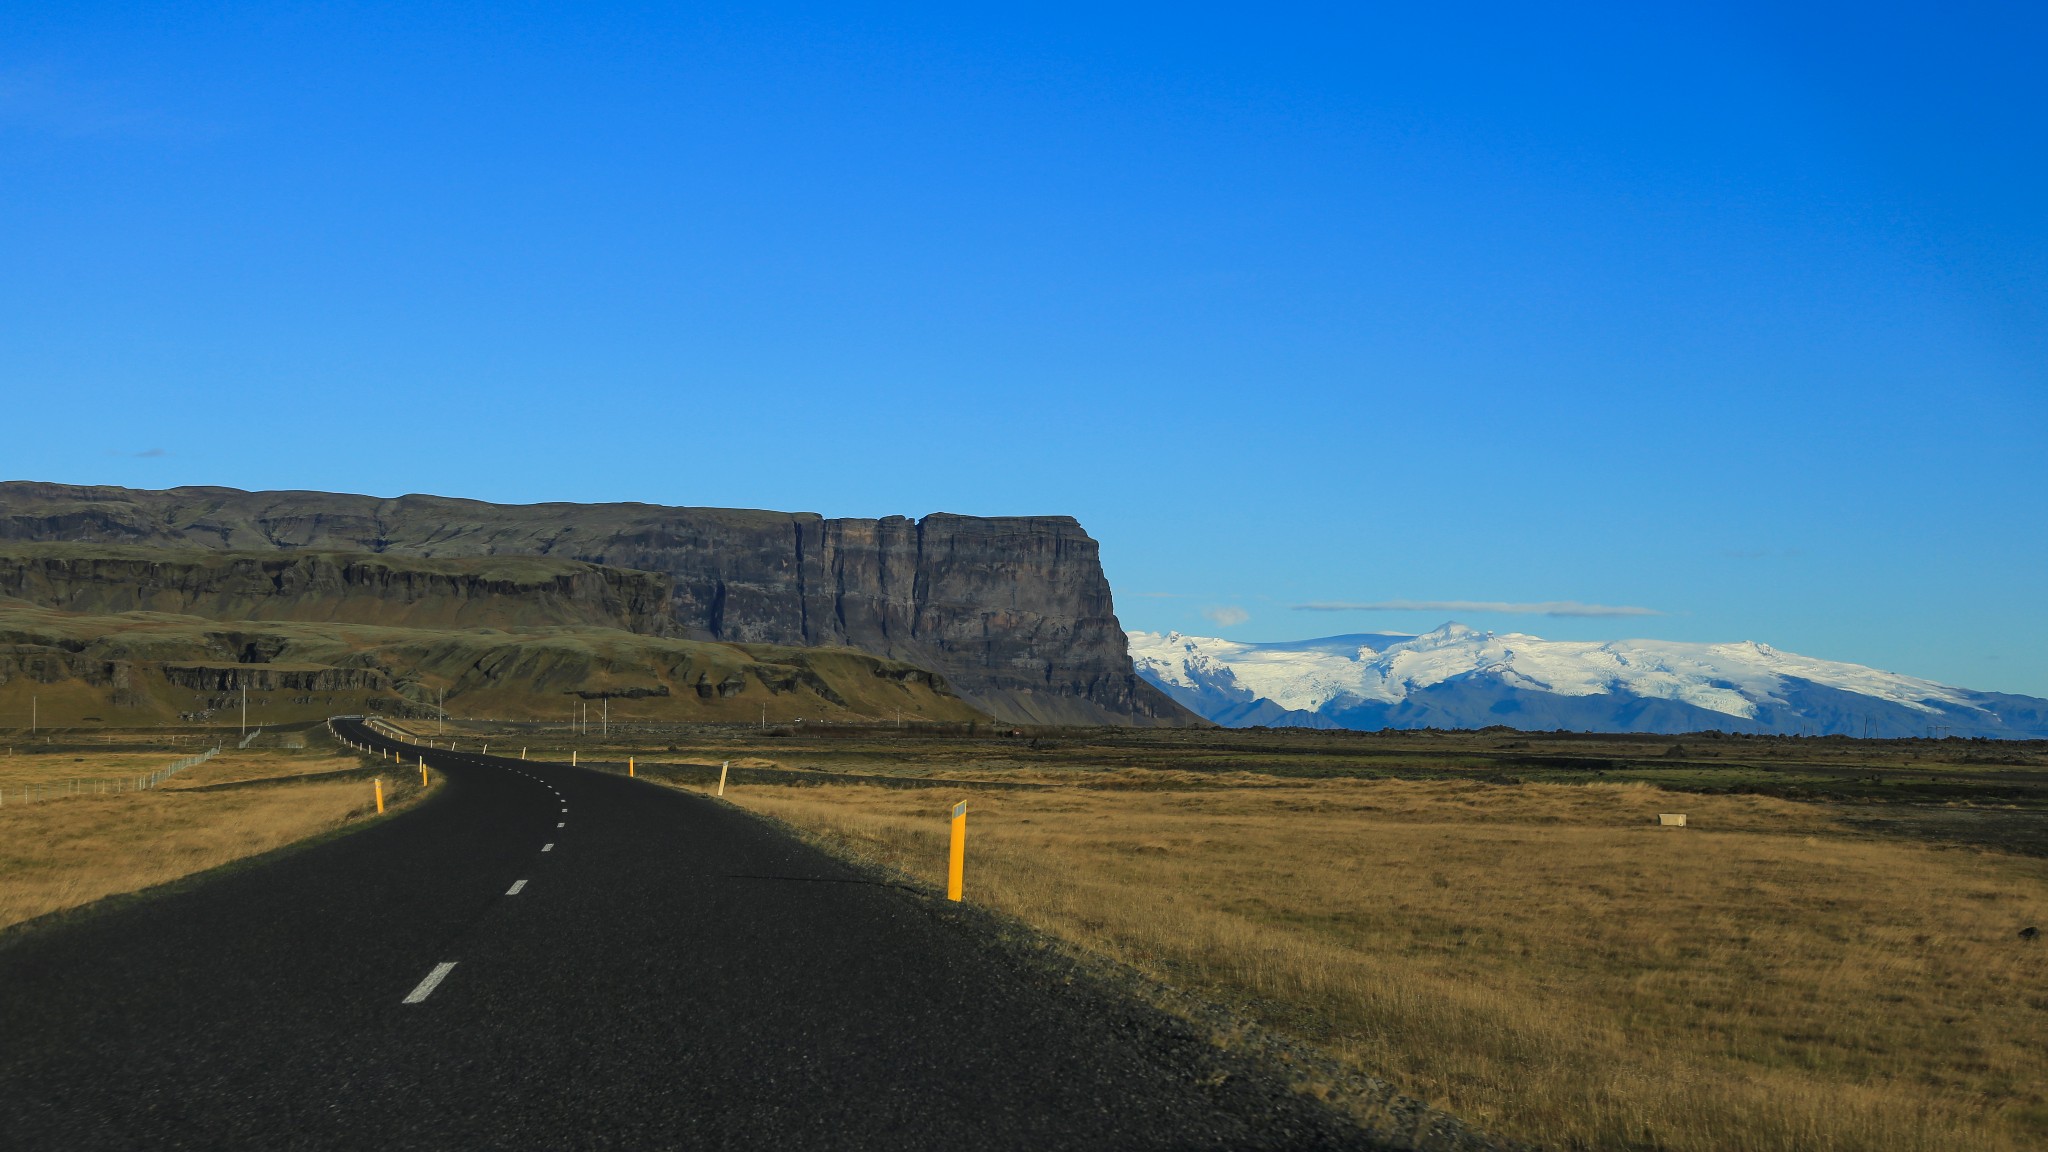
1658, 813, 1687, 827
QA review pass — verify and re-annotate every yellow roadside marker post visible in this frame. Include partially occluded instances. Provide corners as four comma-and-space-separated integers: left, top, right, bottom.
375, 778, 386, 814
948, 801, 967, 902
521, 747, 527, 760
628, 757, 635, 778
420, 757, 428, 787
572, 750, 577, 767
717, 760, 729, 797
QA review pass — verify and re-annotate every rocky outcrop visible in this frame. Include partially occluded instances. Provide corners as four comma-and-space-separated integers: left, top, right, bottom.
158, 662, 391, 693
0, 545, 674, 634
0, 483, 1198, 725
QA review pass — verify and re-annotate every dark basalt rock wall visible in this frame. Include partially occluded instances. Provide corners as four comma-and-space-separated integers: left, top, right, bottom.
158, 662, 391, 693
0, 482, 1197, 725
0, 546, 676, 634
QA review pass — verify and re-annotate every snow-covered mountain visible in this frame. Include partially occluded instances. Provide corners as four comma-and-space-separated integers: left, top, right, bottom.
1129, 624, 2048, 738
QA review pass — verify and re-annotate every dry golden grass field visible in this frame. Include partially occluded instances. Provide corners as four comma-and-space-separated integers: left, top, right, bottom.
715, 776, 2048, 1152
0, 731, 224, 795
0, 740, 422, 934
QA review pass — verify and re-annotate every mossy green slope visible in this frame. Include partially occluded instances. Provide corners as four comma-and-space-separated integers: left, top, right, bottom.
0, 601, 984, 729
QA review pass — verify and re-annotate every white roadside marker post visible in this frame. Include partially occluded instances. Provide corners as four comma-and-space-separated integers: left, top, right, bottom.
717, 760, 730, 797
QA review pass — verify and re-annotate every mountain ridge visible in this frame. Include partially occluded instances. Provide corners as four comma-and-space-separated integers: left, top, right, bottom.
1131, 625, 2048, 738
0, 481, 1199, 727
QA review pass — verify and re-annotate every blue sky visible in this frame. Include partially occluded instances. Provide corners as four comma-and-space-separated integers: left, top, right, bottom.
2, 3, 2043, 696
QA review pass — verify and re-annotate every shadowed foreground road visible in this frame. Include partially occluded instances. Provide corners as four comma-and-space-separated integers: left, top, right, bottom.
0, 719, 1375, 1150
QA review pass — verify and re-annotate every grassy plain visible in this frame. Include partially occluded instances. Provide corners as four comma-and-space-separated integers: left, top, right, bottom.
727, 779, 2046, 1151
468, 722, 2048, 1151
0, 733, 422, 934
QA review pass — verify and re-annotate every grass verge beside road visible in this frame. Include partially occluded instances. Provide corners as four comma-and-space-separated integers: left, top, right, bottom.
717, 776, 2048, 1152
0, 737, 428, 934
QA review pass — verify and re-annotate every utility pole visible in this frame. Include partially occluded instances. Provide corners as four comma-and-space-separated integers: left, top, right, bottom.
601, 697, 608, 739
760, 702, 766, 729
30, 695, 36, 735
240, 678, 248, 743
438, 686, 445, 735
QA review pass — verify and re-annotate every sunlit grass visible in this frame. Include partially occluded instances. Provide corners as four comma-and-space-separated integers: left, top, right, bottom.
0, 746, 424, 932
722, 777, 2048, 1151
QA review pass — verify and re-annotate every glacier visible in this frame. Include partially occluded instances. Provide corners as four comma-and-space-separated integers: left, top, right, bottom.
1129, 624, 2048, 738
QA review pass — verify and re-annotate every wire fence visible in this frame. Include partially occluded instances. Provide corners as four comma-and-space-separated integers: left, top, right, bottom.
0, 744, 223, 807
148, 745, 222, 788
238, 727, 264, 750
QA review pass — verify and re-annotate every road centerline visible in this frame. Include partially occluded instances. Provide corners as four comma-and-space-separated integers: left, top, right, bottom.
402, 962, 458, 1004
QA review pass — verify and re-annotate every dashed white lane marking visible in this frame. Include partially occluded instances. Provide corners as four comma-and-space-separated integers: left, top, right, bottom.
557, 822, 565, 828
561, 807, 568, 813
542, 843, 554, 852
507, 879, 529, 895
403, 962, 458, 1004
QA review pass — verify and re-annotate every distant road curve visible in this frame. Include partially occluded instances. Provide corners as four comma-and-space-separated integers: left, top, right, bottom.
0, 718, 1375, 1150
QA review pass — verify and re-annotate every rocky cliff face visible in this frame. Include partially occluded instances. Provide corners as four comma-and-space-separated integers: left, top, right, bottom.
0, 483, 1194, 725
0, 544, 676, 634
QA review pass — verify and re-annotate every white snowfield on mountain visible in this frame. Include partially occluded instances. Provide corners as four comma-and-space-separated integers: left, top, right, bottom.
1127, 623, 1986, 720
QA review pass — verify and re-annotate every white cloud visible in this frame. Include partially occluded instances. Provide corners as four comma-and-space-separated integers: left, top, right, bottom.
1203, 605, 1250, 627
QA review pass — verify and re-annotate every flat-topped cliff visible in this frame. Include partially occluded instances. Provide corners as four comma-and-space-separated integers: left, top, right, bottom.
0, 482, 1195, 725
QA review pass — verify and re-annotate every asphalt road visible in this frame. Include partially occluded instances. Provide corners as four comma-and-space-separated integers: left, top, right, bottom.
0, 719, 1377, 1150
